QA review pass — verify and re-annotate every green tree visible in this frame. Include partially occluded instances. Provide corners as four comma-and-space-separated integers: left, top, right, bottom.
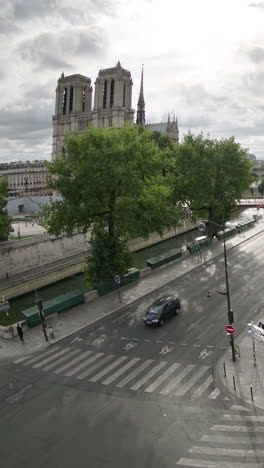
0, 180, 12, 241
258, 177, 264, 197
43, 125, 182, 286
172, 132, 254, 236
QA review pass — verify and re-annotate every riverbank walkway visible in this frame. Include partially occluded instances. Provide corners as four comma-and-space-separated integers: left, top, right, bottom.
2, 218, 264, 411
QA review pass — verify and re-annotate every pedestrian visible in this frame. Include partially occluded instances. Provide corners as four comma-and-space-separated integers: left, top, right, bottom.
17, 323, 24, 341
6, 272, 9, 279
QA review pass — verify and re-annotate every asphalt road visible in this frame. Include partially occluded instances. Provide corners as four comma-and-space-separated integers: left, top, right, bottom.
2, 232, 264, 467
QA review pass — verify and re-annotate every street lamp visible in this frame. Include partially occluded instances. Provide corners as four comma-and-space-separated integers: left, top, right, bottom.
198, 220, 236, 362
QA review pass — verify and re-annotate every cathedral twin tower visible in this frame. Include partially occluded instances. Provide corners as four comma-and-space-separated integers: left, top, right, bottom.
52, 61, 179, 161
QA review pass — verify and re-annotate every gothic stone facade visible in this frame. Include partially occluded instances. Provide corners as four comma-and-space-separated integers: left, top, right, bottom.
52, 61, 178, 161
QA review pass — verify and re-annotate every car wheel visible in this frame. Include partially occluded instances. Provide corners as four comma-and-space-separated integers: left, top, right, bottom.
160, 319, 165, 326
175, 306, 181, 315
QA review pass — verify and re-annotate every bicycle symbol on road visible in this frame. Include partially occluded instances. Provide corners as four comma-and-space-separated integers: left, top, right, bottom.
91, 337, 105, 346
160, 345, 174, 355
123, 342, 137, 351
198, 349, 212, 360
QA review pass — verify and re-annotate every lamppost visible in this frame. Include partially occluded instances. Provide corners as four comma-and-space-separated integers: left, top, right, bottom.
198, 220, 236, 362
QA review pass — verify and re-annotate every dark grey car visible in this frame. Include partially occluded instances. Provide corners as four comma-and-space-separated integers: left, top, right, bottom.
143, 296, 181, 326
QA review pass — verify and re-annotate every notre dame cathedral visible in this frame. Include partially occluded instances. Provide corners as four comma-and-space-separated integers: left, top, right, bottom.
51, 61, 179, 160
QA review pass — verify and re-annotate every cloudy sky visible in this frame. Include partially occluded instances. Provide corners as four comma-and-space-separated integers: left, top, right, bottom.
1, 0, 264, 162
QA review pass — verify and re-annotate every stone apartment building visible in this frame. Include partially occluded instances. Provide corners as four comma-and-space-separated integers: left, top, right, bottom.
52, 61, 179, 160
0, 160, 51, 196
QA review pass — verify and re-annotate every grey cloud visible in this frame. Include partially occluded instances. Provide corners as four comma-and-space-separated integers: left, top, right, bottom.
0, 103, 52, 141
245, 46, 264, 63
0, 17, 20, 34
248, 2, 264, 8
9, 0, 116, 22
17, 29, 105, 71
11, 0, 57, 20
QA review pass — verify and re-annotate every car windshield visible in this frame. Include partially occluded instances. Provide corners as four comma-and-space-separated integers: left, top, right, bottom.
148, 304, 163, 314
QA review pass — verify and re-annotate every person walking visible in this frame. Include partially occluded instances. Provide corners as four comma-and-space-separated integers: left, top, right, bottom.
17, 323, 24, 342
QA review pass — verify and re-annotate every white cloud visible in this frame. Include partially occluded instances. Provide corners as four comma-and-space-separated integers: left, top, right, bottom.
0, 0, 264, 162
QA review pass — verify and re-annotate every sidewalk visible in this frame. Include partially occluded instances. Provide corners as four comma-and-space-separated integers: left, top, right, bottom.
2, 219, 264, 410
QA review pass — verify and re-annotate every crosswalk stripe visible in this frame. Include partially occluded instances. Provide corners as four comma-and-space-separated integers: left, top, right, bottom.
102, 358, 140, 385
144, 362, 180, 393
192, 374, 213, 398
115, 360, 154, 388
33, 348, 72, 369
77, 354, 115, 380
42, 349, 80, 371
64, 352, 103, 377
89, 356, 128, 383
130, 361, 167, 391
211, 425, 264, 433
190, 446, 264, 456
54, 350, 92, 375
175, 365, 208, 396
208, 387, 220, 399
160, 364, 195, 395
14, 355, 32, 364
201, 434, 264, 443
176, 458, 262, 467
22, 346, 61, 365
230, 405, 250, 412
222, 414, 264, 422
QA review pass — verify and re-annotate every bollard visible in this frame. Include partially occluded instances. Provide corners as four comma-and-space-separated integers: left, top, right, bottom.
233, 376, 236, 391
223, 362, 226, 378
250, 384, 254, 401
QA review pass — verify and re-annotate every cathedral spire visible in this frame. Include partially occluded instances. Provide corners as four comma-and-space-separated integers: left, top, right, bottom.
136, 65, 145, 125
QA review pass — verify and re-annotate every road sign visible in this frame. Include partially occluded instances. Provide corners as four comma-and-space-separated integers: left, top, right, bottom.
226, 325, 235, 334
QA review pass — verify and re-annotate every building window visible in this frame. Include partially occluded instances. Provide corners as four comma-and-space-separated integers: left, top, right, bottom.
69, 86, 74, 113
103, 80, 107, 109
82, 88, 86, 112
62, 87, 67, 115
123, 83, 126, 107
110, 79, 114, 107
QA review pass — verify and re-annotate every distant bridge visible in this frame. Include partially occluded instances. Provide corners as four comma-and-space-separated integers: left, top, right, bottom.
237, 199, 264, 207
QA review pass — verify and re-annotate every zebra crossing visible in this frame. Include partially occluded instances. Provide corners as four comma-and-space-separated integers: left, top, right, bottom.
13, 345, 221, 400
176, 405, 264, 467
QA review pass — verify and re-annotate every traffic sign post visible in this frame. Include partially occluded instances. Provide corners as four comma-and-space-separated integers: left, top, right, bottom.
226, 325, 235, 334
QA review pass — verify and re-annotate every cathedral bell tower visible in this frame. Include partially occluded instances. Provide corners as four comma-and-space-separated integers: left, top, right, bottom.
52, 73, 93, 161
93, 61, 134, 128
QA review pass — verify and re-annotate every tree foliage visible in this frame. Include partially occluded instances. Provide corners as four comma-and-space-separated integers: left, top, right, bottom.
0, 180, 12, 241
43, 125, 182, 285
258, 177, 264, 197
171, 132, 254, 234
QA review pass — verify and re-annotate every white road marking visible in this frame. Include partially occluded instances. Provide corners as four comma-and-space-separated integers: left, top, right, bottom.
211, 425, 264, 432
54, 350, 92, 374
77, 354, 115, 380
33, 348, 72, 369
190, 446, 264, 456
102, 358, 140, 385
222, 414, 264, 422
160, 364, 195, 395
144, 363, 180, 393
176, 459, 261, 467
22, 346, 61, 365
201, 434, 264, 443
192, 374, 213, 398
64, 352, 103, 377
42, 349, 80, 371
175, 366, 208, 396
116, 360, 154, 388
130, 361, 167, 391
14, 355, 32, 364
208, 387, 220, 399
89, 356, 128, 382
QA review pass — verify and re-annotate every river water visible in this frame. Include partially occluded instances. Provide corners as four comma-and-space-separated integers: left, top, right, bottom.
4, 207, 259, 325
